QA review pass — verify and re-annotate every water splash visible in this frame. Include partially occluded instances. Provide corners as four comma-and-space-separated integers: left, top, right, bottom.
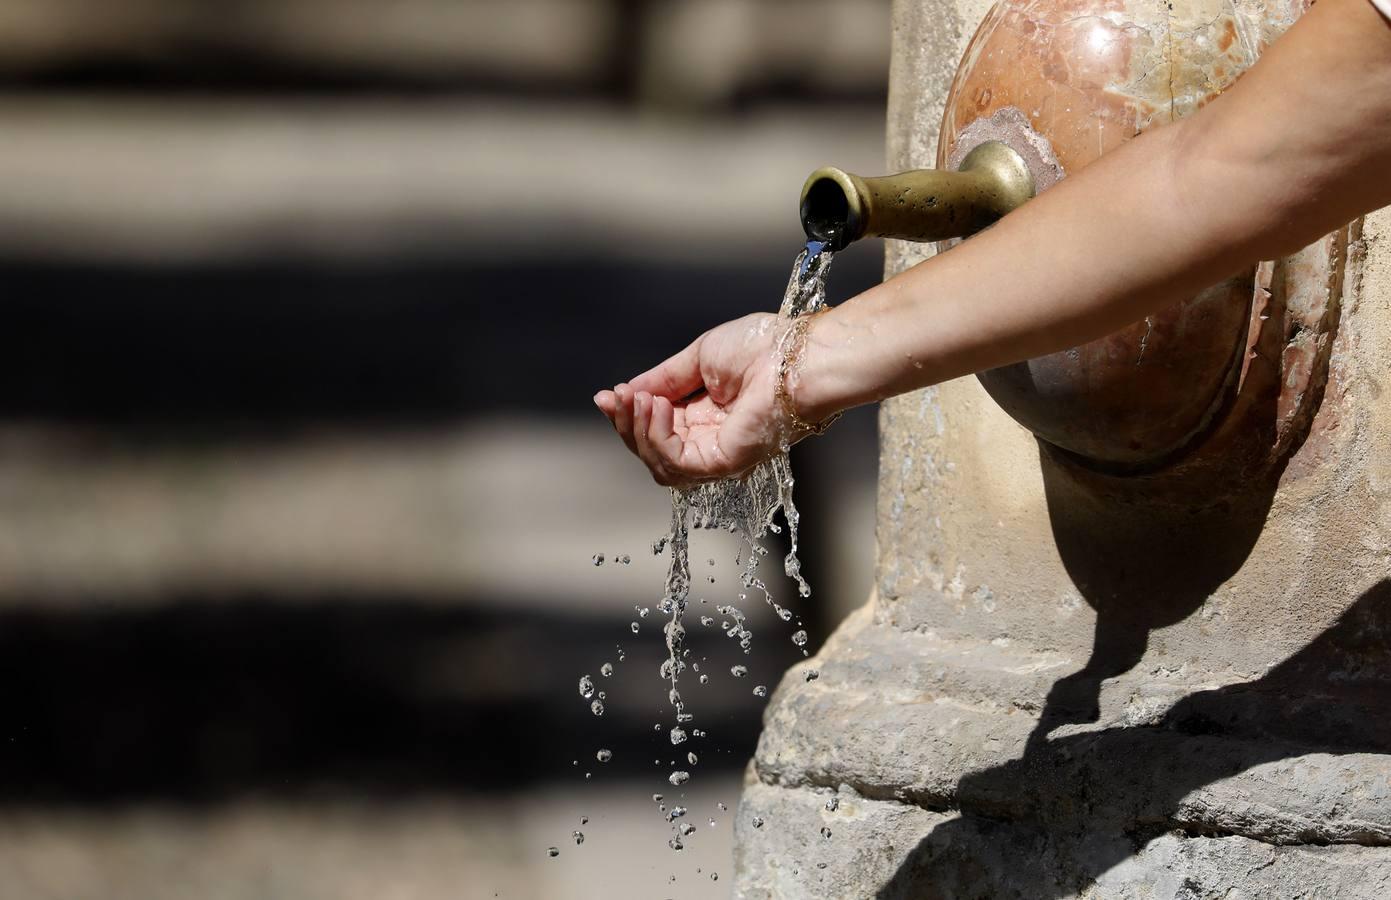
647, 242, 833, 783
563, 243, 834, 861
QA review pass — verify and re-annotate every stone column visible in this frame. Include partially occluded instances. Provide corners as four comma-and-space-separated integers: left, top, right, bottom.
734, 0, 1391, 895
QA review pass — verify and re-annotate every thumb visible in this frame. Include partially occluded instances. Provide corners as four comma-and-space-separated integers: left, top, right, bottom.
626, 334, 706, 400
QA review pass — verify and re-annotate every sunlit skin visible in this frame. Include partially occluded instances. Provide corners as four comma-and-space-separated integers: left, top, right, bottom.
597, 0, 1391, 487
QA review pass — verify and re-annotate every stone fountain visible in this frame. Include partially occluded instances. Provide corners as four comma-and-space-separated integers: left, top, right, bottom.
735, 0, 1391, 895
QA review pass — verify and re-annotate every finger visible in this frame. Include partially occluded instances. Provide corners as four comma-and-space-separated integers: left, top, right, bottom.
632, 391, 671, 486
648, 395, 690, 476
613, 383, 638, 455
628, 335, 705, 400
593, 390, 617, 422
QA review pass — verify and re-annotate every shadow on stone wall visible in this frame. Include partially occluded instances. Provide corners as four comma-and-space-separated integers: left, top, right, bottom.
876, 578, 1391, 898
1025, 449, 1277, 746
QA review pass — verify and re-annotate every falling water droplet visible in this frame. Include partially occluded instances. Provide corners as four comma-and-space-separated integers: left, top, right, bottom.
638, 607, 651, 618
717, 802, 727, 811
805, 669, 820, 682
590, 699, 605, 716
670, 727, 687, 745
596, 749, 612, 762
687, 751, 698, 765
592, 553, 604, 566
668, 806, 687, 820
547, 847, 560, 858
669, 838, 684, 851
708, 817, 717, 827
681, 823, 696, 836
792, 630, 808, 647
630, 622, 640, 634
752, 816, 764, 828
574, 831, 586, 845
580, 815, 589, 825
578, 675, 594, 699
821, 826, 832, 839
699, 674, 709, 684
753, 685, 767, 697
669, 771, 690, 786
600, 663, 613, 677
730, 665, 747, 678
652, 793, 664, 803
826, 796, 839, 811
618, 554, 631, 565
711, 873, 720, 882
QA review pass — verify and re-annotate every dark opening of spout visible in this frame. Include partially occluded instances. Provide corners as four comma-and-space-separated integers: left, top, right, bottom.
800, 172, 858, 251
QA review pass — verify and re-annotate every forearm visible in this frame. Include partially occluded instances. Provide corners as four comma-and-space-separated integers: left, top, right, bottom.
794, 0, 1391, 423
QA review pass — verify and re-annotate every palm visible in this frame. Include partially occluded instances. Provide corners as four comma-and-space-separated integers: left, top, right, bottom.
596, 313, 784, 486
667, 377, 771, 478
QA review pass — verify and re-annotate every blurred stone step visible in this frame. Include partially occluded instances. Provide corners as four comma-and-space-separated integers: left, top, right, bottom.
0, 95, 883, 262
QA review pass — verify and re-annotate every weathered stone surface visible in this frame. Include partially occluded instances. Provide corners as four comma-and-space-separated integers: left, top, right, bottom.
734, 0, 1391, 893
737, 780, 1391, 899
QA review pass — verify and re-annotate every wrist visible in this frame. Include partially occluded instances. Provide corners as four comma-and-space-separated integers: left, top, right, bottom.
784, 308, 852, 427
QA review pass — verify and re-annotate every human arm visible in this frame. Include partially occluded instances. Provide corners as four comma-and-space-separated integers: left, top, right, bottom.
598, 0, 1391, 485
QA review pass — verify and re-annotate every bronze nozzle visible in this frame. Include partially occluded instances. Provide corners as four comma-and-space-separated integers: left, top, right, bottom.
799, 141, 1035, 250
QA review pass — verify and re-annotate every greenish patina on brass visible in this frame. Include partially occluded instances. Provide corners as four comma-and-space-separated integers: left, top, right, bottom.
799, 141, 1034, 250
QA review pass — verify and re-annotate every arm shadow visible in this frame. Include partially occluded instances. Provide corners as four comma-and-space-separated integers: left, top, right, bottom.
875, 427, 1390, 898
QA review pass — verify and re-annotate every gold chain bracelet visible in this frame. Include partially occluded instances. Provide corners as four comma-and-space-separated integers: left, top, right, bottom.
775, 308, 841, 439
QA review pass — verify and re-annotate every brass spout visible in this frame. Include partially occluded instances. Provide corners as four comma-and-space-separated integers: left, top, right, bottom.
800, 141, 1035, 250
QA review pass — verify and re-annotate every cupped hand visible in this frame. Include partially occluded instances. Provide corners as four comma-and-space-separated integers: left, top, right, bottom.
594, 313, 790, 487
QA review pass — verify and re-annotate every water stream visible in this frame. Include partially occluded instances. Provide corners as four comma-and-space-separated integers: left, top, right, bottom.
565, 241, 835, 869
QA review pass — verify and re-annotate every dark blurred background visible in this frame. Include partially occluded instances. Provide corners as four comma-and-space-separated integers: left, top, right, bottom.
0, 1, 888, 896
